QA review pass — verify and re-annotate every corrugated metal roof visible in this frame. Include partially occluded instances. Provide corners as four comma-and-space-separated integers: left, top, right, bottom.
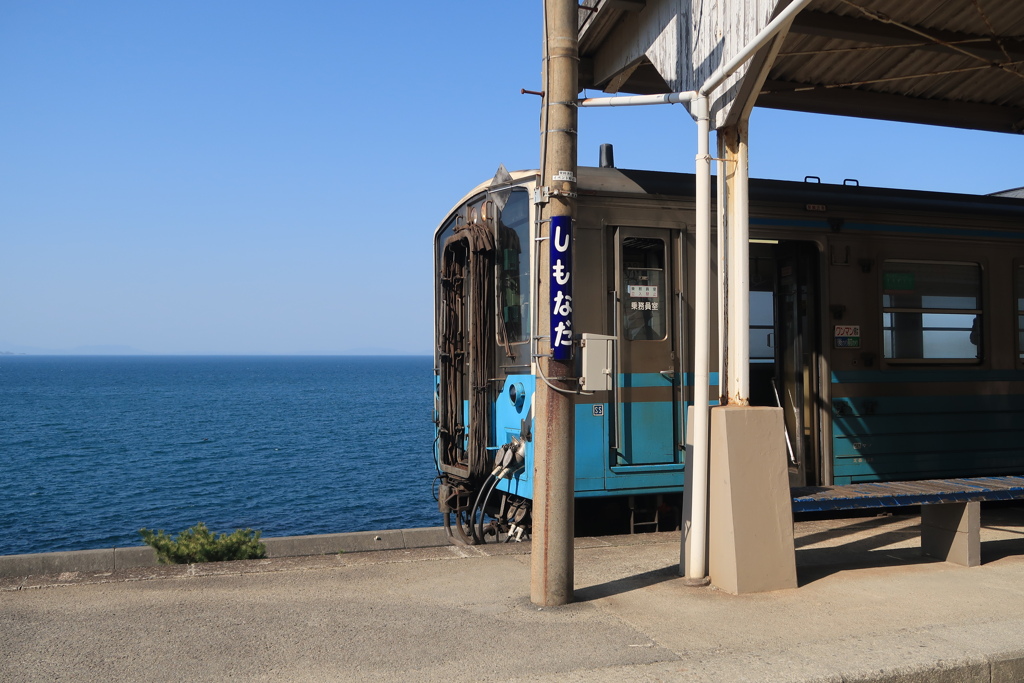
579, 0, 1024, 134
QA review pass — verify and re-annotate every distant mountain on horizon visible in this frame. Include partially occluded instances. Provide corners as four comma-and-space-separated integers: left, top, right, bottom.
0, 342, 431, 356
0, 343, 149, 355
336, 347, 431, 356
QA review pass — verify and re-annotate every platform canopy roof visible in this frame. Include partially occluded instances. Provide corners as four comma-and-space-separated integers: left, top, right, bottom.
578, 0, 1024, 133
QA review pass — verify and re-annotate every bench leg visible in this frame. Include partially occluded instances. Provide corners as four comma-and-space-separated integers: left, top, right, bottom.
921, 501, 980, 567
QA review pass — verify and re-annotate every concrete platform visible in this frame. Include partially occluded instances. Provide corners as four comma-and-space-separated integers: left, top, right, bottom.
3, 506, 1024, 682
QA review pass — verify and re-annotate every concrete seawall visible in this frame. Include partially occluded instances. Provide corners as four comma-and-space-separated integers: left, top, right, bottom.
0, 526, 450, 578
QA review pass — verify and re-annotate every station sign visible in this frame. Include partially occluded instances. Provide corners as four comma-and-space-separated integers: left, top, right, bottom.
550, 215, 573, 361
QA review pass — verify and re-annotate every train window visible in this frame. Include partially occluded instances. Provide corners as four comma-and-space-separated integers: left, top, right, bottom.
434, 213, 460, 351
435, 214, 459, 274
622, 237, 667, 341
496, 189, 530, 344
882, 260, 981, 361
749, 254, 776, 363
1017, 266, 1024, 360
749, 291, 775, 362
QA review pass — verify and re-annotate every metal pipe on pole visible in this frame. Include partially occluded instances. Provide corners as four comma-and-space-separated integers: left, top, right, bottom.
580, 89, 712, 583
717, 153, 728, 405
532, 0, 578, 607
578, 92, 697, 107
683, 94, 713, 583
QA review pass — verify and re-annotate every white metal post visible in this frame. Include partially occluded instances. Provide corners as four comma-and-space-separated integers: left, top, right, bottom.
684, 94, 712, 583
717, 151, 727, 405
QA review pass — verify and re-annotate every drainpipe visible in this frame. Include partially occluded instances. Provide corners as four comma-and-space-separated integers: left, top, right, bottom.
580, 90, 711, 578
717, 154, 727, 405
581, 90, 712, 583
685, 94, 713, 583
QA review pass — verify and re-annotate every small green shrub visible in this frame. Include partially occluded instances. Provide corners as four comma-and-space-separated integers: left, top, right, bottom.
139, 522, 266, 564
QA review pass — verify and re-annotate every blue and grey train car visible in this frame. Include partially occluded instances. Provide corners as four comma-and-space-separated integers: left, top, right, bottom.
433, 165, 1024, 544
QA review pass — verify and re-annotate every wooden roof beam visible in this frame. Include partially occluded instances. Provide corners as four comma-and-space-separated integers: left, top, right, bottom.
788, 9, 1024, 62
757, 78, 1024, 134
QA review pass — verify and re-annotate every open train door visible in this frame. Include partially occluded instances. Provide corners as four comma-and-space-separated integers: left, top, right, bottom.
749, 241, 822, 487
775, 242, 822, 487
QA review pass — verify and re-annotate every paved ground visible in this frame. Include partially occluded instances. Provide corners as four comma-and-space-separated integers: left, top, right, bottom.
3, 506, 1024, 682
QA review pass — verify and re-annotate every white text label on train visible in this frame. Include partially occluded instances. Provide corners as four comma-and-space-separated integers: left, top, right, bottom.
550, 215, 573, 360
628, 285, 658, 298
834, 325, 861, 348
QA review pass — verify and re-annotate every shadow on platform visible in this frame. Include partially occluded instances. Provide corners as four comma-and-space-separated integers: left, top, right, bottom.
575, 563, 679, 601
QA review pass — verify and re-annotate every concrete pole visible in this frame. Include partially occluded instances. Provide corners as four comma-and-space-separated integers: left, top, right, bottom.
532, 0, 577, 607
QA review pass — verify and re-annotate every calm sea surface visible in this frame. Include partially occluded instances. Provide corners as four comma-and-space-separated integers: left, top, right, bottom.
0, 356, 439, 556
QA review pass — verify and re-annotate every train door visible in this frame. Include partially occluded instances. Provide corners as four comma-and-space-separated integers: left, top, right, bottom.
609, 227, 682, 473
436, 214, 496, 488
776, 243, 821, 486
748, 241, 821, 486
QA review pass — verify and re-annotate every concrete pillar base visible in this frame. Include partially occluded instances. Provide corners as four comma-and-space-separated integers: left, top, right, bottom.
922, 501, 980, 567
680, 576, 711, 587
709, 406, 797, 594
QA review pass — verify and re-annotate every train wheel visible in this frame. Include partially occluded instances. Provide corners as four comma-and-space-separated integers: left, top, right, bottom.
443, 507, 477, 545
440, 479, 479, 545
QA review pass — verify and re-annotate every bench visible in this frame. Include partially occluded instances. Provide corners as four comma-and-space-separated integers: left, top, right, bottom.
791, 476, 1024, 566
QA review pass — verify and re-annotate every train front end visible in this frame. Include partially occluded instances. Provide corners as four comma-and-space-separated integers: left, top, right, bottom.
433, 170, 538, 544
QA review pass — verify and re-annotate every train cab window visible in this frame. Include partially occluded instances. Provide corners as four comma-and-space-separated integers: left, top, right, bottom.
622, 237, 667, 341
882, 260, 982, 361
496, 189, 530, 344
435, 214, 459, 275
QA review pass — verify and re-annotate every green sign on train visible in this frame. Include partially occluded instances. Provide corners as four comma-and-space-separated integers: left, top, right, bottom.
883, 271, 915, 291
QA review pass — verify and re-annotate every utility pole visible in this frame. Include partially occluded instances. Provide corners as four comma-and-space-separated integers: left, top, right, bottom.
532, 0, 578, 607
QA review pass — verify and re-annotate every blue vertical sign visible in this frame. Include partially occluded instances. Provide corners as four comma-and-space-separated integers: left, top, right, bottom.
550, 215, 573, 361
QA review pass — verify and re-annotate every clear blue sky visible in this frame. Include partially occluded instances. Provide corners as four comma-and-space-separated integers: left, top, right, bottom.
2, 2, 1021, 355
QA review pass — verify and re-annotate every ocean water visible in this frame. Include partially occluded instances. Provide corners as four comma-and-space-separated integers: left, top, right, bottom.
0, 356, 439, 556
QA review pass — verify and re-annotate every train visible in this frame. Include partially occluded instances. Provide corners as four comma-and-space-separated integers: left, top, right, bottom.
432, 161, 1024, 544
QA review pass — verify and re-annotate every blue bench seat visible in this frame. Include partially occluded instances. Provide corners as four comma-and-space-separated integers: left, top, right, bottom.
791, 476, 1024, 566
